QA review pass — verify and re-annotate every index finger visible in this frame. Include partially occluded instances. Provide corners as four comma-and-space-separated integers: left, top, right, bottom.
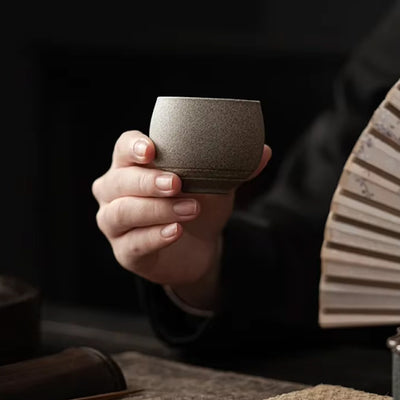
112, 130, 156, 168
247, 144, 272, 181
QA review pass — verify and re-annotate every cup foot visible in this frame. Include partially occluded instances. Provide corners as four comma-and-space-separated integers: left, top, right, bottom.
181, 177, 244, 194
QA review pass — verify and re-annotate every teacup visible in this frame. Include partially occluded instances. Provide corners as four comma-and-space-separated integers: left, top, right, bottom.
149, 96, 265, 194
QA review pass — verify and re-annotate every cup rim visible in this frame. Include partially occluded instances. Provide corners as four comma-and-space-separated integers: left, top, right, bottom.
156, 96, 260, 103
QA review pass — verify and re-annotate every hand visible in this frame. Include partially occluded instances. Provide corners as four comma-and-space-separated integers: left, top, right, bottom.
92, 130, 271, 309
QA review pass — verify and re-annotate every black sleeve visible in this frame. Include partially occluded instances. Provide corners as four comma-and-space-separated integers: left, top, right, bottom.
138, 1, 400, 351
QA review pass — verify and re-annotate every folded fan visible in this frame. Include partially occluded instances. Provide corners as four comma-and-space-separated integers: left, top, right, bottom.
319, 78, 400, 328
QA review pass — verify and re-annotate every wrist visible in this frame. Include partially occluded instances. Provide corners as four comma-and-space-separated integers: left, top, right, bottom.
168, 236, 223, 311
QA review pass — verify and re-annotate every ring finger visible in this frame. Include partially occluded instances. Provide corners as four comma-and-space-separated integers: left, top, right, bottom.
97, 196, 200, 238
93, 166, 182, 204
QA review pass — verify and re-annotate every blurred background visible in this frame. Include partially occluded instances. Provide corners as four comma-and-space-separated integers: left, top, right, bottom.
1, 0, 395, 314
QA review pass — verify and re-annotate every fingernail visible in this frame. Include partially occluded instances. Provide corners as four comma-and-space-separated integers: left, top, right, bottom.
155, 174, 173, 191
134, 139, 148, 157
161, 223, 178, 238
173, 200, 197, 216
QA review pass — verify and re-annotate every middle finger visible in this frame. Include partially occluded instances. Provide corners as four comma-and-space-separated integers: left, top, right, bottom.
99, 166, 182, 203
97, 196, 200, 238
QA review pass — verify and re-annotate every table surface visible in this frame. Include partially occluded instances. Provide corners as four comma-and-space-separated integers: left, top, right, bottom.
113, 350, 307, 399
40, 303, 394, 397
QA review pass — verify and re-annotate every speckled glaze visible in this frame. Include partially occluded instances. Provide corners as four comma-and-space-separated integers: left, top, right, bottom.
149, 97, 265, 193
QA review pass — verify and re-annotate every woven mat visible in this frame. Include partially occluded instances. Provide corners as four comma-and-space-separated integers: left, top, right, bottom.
114, 351, 306, 399
266, 384, 391, 400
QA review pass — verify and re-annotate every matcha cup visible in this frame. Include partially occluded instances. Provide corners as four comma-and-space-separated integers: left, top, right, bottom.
149, 96, 265, 194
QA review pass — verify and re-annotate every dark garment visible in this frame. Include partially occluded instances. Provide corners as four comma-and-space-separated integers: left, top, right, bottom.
139, 2, 400, 353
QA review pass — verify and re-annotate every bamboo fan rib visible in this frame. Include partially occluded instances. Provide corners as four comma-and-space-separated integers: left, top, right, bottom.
319, 79, 400, 328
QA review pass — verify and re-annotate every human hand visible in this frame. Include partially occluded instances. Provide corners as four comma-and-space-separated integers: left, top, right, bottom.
92, 130, 271, 309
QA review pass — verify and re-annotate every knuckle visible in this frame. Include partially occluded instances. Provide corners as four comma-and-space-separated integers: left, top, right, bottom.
119, 130, 143, 148
113, 170, 125, 196
122, 129, 142, 138
91, 177, 102, 201
112, 198, 129, 228
113, 136, 123, 156
100, 198, 131, 236
150, 198, 165, 219
137, 172, 153, 194
114, 131, 134, 155
95, 208, 103, 228
95, 207, 108, 235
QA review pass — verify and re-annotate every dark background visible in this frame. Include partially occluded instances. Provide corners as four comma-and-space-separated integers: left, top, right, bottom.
1, 0, 395, 313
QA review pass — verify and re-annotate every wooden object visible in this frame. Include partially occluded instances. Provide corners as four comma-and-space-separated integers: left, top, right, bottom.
0, 275, 41, 364
0, 347, 127, 400
70, 388, 143, 400
319, 78, 400, 327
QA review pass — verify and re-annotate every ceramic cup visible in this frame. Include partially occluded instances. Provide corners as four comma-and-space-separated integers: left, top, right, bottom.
149, 96, 265, 194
